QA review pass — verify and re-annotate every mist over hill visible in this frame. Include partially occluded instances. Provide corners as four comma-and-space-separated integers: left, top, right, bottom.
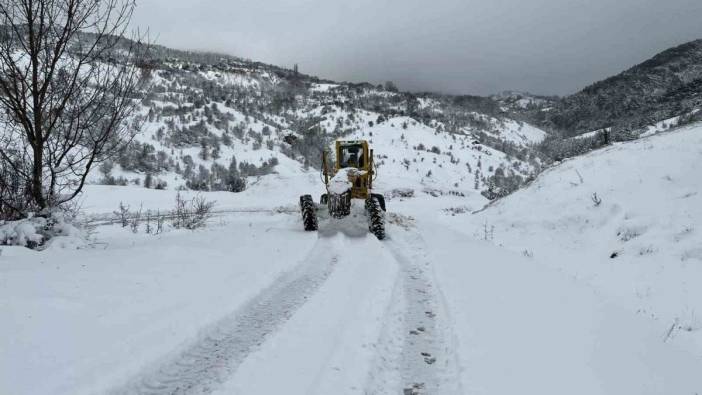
521, 39, 702, 138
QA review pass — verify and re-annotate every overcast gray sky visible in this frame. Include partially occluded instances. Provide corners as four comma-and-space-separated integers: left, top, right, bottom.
131, 0, 702, 96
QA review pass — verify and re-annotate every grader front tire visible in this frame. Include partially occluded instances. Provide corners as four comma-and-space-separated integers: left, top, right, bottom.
366, 196, 385, 240
299, 195, 318, 231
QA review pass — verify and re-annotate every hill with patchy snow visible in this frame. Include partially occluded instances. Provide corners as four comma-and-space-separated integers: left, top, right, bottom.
89, 38, 702, 207
91, 46, 548, 204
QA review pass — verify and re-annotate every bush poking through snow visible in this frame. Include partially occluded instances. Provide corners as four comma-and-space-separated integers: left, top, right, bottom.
112, 197, 214, 233
145, 212, 152, 234
130, 205, 143, 233
591, 193, 602, 207
482, 220, 495, 241
156, 211, 165, 234
114, 202, 130, 227
617, 226, 644, 242
172, 193, 216, 230
389, 188, 415, 199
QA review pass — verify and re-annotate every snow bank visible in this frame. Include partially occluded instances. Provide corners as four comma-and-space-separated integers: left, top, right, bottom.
453, 123, 702, 360
79, 172, 325, 218
0, 214, 82, 249
421, 223, 702, 394
0, 220, 44, 247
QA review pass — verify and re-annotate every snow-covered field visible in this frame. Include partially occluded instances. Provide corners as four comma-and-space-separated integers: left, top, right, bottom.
2, 124, 702, 394
464, 123, 702, 334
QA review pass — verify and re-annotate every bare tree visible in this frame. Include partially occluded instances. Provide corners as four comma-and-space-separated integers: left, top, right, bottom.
0, 0, 145, 218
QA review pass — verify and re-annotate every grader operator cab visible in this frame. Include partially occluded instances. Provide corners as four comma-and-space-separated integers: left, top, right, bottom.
299, 140, 386, 239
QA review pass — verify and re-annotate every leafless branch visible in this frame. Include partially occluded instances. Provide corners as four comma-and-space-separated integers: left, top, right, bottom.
0, 0, 147, 218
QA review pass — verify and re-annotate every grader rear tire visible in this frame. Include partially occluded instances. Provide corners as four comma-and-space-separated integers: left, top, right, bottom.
366, 196, 385, 240
299, 195, 318, 231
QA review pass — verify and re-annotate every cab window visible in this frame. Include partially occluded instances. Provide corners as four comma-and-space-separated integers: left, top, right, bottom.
339, 144, 364, 168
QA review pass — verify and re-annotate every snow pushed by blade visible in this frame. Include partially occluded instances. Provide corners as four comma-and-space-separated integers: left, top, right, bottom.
318, 200, 371, 239
327, 168, 366, 195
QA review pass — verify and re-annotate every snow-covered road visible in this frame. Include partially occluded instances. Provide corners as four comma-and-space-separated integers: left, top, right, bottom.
4, 212, 699, 394
381, 230, 462, 395
101, 219, 466, 395
113, 236, 341, 394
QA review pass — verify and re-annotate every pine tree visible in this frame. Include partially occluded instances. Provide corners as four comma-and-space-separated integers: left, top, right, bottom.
199, 140, 210, 160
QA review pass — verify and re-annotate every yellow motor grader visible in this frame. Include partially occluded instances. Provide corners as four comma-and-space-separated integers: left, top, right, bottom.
299, 140, 386, 239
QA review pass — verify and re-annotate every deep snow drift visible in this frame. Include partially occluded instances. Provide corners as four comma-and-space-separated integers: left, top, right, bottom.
462, 123, 702, 343
434, 123, 702, 393
2, 124, 702, 394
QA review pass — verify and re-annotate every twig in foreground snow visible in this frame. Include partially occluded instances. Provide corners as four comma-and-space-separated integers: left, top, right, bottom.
591, 193, 602, 207
663, 319, 678, 343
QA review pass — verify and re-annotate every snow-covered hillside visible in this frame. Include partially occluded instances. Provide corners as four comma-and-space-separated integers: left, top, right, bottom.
528, 39, 702, 137
464, 123, 702, 328
491, 90, 555, 111
432, 123, 702, 389
92, 51, 547, 203
342, 116, 539, 194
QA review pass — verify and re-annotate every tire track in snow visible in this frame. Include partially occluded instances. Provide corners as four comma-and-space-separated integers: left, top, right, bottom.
218, 233, 400, 394
110, 236, 338, 395
370, 229, 462, 395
